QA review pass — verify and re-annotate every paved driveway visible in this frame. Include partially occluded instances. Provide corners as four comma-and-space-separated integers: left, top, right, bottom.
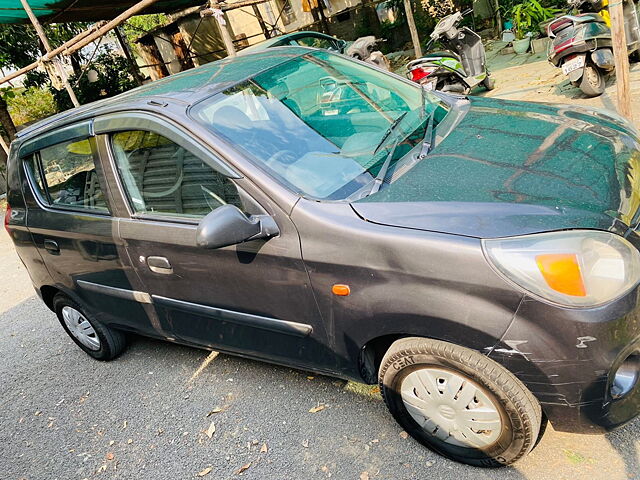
483, 58, 640, 129
1, 222, 639, 480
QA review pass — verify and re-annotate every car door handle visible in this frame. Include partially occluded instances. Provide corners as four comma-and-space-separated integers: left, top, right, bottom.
44, 239, 60, 255
147, 256, 173, 275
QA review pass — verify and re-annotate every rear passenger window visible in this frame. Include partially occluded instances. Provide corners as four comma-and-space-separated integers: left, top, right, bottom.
28, 138, 108, 212
111, 130, 242, 218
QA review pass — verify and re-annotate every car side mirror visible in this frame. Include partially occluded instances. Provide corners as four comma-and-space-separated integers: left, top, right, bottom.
196, 204, 279, 249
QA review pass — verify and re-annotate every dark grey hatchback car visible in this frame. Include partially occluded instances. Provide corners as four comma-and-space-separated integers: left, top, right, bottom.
5, 47, 640, 467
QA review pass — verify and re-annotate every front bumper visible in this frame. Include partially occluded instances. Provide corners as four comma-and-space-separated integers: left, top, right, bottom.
489, 287, 640, 434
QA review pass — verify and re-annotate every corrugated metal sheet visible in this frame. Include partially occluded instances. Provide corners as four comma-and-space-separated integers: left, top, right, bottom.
0, 1, 204, 24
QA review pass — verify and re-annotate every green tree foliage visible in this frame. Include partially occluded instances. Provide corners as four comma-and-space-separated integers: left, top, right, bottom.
6, 87, 57, 126
52, 52, 138, 110
511, 0, 562, 38
122, 14, 167, 44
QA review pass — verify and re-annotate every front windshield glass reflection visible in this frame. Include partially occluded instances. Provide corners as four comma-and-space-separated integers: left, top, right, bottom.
191, 51, 448, 200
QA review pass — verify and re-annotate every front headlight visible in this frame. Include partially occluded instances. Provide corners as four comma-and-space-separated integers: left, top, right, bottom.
482, 230, 640, 307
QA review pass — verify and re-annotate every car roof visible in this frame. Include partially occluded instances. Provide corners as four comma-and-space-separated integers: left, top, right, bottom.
16, 47, 312, 141
237, 31, 338, 55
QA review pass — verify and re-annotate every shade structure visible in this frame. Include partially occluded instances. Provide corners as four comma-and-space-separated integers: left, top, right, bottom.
0, 0, 204, 24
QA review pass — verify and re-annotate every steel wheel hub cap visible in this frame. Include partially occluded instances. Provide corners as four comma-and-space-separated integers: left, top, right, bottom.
400, 367, 503, 448
62, 306, 100, 351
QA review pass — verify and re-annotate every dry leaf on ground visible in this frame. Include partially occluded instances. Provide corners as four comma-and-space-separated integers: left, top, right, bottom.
205, 421, 216, 439
206, 408, 223, 416
197, 466, 213, 477
360, 472, 370, 480
309, 404, 326, 413
236, 463, 251, 474
260, 443, 268, 453
399, 431, 409, 439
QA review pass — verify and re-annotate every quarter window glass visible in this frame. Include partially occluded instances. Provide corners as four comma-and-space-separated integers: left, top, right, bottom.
37, 138, 108, 212
23, 154, 45, 197
111, 130, 242, 218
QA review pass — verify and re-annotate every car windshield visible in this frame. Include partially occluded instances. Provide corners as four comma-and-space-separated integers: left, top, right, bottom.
191, 50, 449, 200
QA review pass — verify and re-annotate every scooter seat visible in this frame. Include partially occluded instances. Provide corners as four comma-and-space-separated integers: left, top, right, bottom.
421, 51, 462, 62
564, 13, 606, 24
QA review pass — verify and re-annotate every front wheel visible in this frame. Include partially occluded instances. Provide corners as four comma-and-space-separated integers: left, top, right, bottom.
579, 62, 605, 97
379, 337, 542, 467
482, 74, 495, 91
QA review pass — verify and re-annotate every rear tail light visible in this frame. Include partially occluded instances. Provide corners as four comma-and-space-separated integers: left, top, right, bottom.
3, 203, 11, 234
548, 17, 573, 36
409, 66, 437, 82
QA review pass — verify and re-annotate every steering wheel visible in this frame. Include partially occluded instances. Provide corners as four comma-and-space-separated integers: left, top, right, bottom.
265, 150, 298, 169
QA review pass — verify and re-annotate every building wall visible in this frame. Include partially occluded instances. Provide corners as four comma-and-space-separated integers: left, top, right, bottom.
281, 0, 361, 33
133, 0, 406, 79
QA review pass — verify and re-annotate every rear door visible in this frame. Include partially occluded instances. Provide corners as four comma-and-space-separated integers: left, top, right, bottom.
94, 113, 334, 371
19, 122, 155, 332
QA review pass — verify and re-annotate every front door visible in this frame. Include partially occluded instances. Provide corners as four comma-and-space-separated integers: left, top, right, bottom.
96, 117, 333, 371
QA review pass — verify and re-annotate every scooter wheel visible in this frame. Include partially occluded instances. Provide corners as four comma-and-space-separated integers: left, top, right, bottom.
579, 63, 605, 97
483, 75, 495, 91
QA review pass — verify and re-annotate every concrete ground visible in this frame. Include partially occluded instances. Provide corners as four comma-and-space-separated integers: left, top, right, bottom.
1, 211, 639, 479
483, 56, 640, 129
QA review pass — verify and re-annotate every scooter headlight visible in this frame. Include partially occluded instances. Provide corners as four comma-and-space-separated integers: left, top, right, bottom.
482, 230, 640, 307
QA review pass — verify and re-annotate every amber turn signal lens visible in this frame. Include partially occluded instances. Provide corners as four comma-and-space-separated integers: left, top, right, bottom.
332, 284, 351, 296
536, 253, 586, 297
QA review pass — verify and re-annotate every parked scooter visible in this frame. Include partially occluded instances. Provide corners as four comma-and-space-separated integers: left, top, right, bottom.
548, 0, 640, 96
406, 9, 494, 93
346, 36, 391, 70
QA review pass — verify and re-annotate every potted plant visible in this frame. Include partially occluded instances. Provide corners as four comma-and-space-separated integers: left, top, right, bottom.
511, 0, 562, 54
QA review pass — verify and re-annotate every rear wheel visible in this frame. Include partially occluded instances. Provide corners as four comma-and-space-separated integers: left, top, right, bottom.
579, 63, 605, 97
379, 337, 542, 467
53, 294, 126, 360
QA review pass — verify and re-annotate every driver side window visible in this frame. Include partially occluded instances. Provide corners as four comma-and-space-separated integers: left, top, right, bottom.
111, 130, 242, 218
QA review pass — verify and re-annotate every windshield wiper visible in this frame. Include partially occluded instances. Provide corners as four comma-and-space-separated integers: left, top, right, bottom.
373, 111, 408, 154
417, 108, 437, 159
368, 140, 399, 196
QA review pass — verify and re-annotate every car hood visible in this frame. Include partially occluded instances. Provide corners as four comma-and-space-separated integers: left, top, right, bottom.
352, 96, 640, 238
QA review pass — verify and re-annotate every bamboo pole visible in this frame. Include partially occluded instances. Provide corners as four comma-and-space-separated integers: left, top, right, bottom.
0, 0, 160, 87
0, 134, 9, 155
403, 0, 422, 58
20, 0, 80, 107
609, 0, 633, 120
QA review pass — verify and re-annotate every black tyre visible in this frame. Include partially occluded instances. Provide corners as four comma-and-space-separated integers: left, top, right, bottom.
483, 74, 495, 91
579, 63, 605, 97
379, 337, 542, 467
53, 294, 126, 360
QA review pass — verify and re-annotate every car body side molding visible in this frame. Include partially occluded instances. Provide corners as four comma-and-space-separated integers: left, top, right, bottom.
76, 280, 152, 304
152, 295, 313, 337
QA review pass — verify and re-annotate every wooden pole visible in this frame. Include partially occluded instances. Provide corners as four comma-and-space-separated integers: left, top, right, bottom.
252, 4, 271, 39
202, 4, 237, 56
114, 26, 145, 85
609, 0, 633, 120
218, 15, 237, 56
403, 0, 422, 58
20, 0, 80, 107
0, 134, 9, 155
